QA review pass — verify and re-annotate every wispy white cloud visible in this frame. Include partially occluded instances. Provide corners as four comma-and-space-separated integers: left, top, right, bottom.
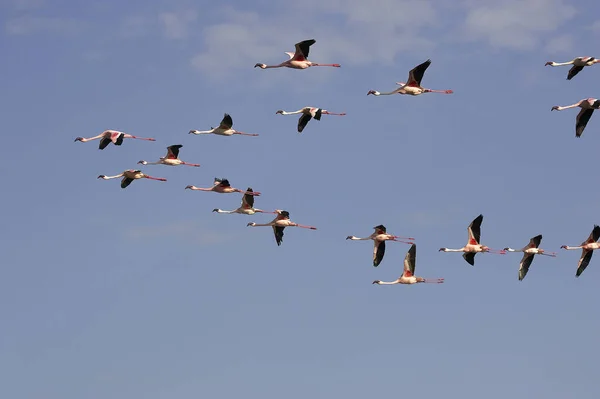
158, 10, 198, 39
460, 0, 577, 51
4, 16, 82, 35
125, 221, 236, 246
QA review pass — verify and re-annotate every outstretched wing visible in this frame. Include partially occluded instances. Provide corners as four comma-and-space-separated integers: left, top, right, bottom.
273, 225, 285, 246
467, 214, 483, 245
293, 39, 316, 61
576, 108, 594, 137
166, 144, 182, 159
311, 108, 322, 121
373, 240, 385, 267
567, 65, 584, 80
219, 113, 233, 130
581, 225, 600, 246
402, 244, 416, 278
463, 252, 476, 266
527, 234, 542, 249
216, 178, 231, 188
99, 137, 111, 150
518, 253, 535, 281
121, 177, 134, 188
407, 59, 431, 87
298, 113, 312, 132
242, 188, 254, 208
576, 249, 593, 277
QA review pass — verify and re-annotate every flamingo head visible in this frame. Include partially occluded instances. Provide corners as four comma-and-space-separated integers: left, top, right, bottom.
74, 137, 83, 142
560, 245, 567, 249
503, 247, 511, 251
254, 63, 266, 69
275, 110, 284, 114
551, 106, 559, 111
247, 222, 256, 227
184, 185, 194, 189
97, 175, 106, 179
137, 160, 147, 165
345, 236, 353, 240
372, 280, 381, 285
367, 90, 377, 96
212, 208, 219, 212
545, 61, 553, 66
438, 248, 447, 252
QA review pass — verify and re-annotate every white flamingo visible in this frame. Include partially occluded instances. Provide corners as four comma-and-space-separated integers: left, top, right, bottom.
367, 59, 453, 97
189, 113, 259, 137
561, 225, 600, 277
275, 107, 346, 133
74, 130, 155, 149
212, 188, 276, 215
346, 225, 414, 267
439, 214, 506, 266
247, 210, 317, 246
254, 39, 340, 70
372, 244, 444, 285
551, 98, 600, 137
545, 57, 600, 80
503, 234, 557, 281
138, 145, 200, 167
97, 169, 166, 189
185, 178, 259, 196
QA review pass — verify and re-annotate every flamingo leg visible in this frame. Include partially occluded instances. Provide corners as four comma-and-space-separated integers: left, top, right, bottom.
424, 88, 454, 94
486, 248, 507, 255
392, 235, 415, 241
181, 162, 201, 167
421, 278, 445, 284
539, 252, 557, 257
390, 238, 415, 245
144, 176, 167, 181
293, 223, 317, 230
310, 63, 341, 67
233, 131, 260, 136
321, 111, 346, 116
124, 134, 155, 141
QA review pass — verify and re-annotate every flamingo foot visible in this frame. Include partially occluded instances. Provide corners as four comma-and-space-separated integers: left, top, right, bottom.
424, 278, 444, 283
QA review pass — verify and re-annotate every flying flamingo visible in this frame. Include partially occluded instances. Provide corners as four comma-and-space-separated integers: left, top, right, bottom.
545, 57, 600, 80
189, 113, 259, 137
346, 225, 415, 267
275, 107, 346, 133
247, 210, 317, 246
439, 214, 506, 266
212, 188, 275, 215
254, 39, 340, 70
561, 225, 600, 277
367, 59, 453, 97
138, 145, 200, 167
74, 130, 155, 149
185, 178, 259, 196
551, 98, 600, 137
503, 234, 557, 281
372, 244, 444, 285
97, 169, 166, 189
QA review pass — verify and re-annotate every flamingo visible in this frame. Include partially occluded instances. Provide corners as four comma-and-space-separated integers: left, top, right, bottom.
247, 210, 317, 246
503, 235, 557, 281
551, 98, 600, 137
74, 130, 155, 149
545, 57, 600, 80
439, 214, 506, 266
346, 225, 415, 267
275, 107, 346, 133
212, 188, 275, 215
367, 59, 453, 97
185, 178, 260, 196
372, 244, 444, 285
254, 39, 340, 70
138, 145, 200, 167
97, 169, 166, 189
189, 113, 259, 137
560, 225, 600, 277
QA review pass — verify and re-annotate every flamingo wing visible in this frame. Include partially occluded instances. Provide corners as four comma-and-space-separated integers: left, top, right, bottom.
575, 108, 594, 137
121, 176, 134, 188
402, 243, 416, 278
99, 137, 112, 150
576, 249, 593, 277
373, 240, 385, 267
298, 113, 312, 133
311, 108, 322, 121
273, 225, 285, 246
166, 144, 182, 159
242, 188, 254, 208
293, 39, 315, 61
407, 59, 431, 87
567, 65, 584, 80
518, 253, 535, 281
581, 225, 600, 245
528, 234, 542, 249
463, 252, 476, 266
284, 51, 295, 59
467, 214, 483, 245
219, 113, 233, 130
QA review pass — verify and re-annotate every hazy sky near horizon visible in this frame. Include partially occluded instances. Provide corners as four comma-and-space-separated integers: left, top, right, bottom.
2, 0, 600, 398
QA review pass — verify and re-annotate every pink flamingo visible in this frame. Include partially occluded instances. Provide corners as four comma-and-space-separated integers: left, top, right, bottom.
346, 225, 414, 267
189, 113, 258, 137
138, 145, 200, 167
551, 98, 600, 137
97, 169, 166, 189
545, 57, 600, 80
275, 107, 346, 133
367, 59, 453, 96
212, 188, 276, 215
247, 210, 317, 246
373, 244, 444, 285
503, 234, 557, 281
185, 178, 259, 196
74, 130, 155, 149
254, 39, 340, 70
439, 214, 506, 265
561, 225, 600, 277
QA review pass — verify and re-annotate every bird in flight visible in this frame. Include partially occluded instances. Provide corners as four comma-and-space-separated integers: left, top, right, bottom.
504, 234, 556, 281
551, 98, 600, 138
346, 225, 414, 267
561, 225, 600, 277
189, 113, 259, 137
247, 210, 317, 246
372, 244, 444, 285
97, 169, 166, 189
254, 39, 341, 70
545, 56, 600, 80
138, 145, 200, 167
276, 107, 346, 133
74, 130, 155, 149
185, 178, 260, 196
367, 59, 453, 96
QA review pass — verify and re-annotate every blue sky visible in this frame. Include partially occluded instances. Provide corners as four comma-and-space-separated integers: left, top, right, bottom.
2, 0, 600, 398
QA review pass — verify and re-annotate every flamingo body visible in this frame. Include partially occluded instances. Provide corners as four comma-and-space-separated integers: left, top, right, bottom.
254, 39, 340, 70
373, 244, 444, 285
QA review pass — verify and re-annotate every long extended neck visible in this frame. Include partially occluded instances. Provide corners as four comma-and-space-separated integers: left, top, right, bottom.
562, 245, 582, 250
440, 248, 464, 252
214, 209, 235, 214
347, 236, 373, 240
99, 174, 123, 180
375, 281, 399, 285
250, 223, 274, 227
189, 130, 213, 135
280, 110, 303, 115
550, 61, 574, 66
139, 160, 162, 165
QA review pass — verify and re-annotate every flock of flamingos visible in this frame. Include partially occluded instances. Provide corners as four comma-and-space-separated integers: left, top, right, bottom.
73, 39, 600, 285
